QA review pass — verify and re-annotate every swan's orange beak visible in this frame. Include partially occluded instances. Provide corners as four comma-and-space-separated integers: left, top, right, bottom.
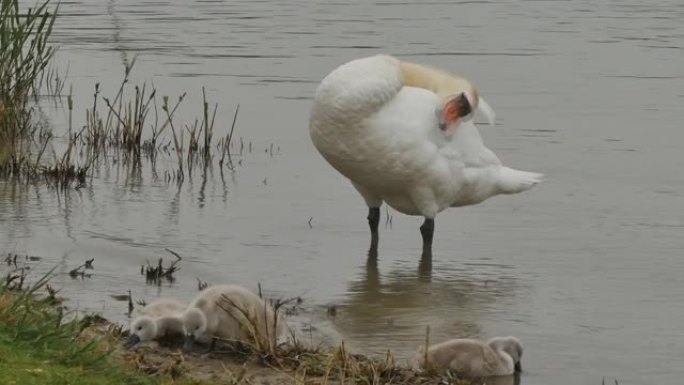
439, 93, 473, 135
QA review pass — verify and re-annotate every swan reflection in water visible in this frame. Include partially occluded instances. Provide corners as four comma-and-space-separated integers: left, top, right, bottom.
328, 252, 524, 372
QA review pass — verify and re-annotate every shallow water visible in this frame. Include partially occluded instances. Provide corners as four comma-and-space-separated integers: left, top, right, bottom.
2, 0, 684, 384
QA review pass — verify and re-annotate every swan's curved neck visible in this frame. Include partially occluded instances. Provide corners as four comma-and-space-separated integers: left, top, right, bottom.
398, 61, 479, 108
492, 346, 516, 373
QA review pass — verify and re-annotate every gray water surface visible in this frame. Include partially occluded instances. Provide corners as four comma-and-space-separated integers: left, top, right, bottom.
2, 1, 684, 384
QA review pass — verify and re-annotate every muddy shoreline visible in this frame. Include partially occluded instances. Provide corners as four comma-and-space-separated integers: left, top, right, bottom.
83, 308, 491, 385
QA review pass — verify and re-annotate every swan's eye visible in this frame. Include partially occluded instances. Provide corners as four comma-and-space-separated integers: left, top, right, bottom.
137, 326, 142, 331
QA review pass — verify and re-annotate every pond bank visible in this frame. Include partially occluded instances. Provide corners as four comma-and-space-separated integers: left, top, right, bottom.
0, 271, 479, 385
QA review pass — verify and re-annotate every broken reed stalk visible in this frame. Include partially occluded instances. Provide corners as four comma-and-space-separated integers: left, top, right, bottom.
216, 295, 262, 351
104, 57, 137, 143
129, 83, 155, 153
185, 119, 199, 157
163, 96, 184, 182
339, 341, 347, 384
128, 288, 134, 315
262, 299, 272, 353
151, 91, 186, 149
219, 104, 240, 169
67, 85, 73, 133
423, 325, 430, 370
33, 131, 52, 168
215, 291, 290, 356
83, 83, 103, 146
202, 87, 218, 161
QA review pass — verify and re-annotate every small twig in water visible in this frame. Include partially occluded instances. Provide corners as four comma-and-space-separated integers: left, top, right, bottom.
197, 277, 208, 291
128, 289, 134, 316
110, 294, 130, 301
165, 248, 182, 261
69, 264, 85, 279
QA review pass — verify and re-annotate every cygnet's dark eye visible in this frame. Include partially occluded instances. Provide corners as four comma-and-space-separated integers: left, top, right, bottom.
137, 326, 142, 331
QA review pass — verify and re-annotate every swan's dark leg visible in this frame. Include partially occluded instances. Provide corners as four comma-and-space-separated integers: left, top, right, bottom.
418, 250, 433, 281
420, 217, 434, 258
367, 207, 380, 258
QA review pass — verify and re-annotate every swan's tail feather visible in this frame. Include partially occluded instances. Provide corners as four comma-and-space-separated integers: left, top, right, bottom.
477, 97, 496, 125
497, 167, 543, 194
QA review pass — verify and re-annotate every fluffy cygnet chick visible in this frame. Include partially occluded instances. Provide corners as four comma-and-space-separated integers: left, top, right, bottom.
181, 284, 285, 350
411, 336, 523, 378
124, 297, 186, 348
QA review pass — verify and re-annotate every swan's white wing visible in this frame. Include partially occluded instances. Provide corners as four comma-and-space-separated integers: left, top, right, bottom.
363, 86, 501, 171
448, 120, 502, 168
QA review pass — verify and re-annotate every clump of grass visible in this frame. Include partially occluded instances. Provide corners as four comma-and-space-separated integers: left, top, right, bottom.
4, 252, 19, 266
0, 0, 57, 174
83, 58, 160, 155
68, 258, 95, 279
0, 268, 109, 367
77, 61, 229, 186
41, 134, 91, 189
0, 269, 223, 385
142, 248, 182, 285
3, 267, 28, 291
0, 0, 93, 189
219, 104, 240, 171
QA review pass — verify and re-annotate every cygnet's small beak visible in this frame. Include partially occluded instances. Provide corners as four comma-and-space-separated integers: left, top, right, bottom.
123, 334, 141, 349
183, 334, 196, 352
514, 361, 522, 373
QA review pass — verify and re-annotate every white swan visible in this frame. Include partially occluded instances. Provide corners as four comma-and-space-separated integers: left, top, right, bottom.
309, 54, 542, 256
124, 297, 186, 348
181, 284, 284, 350
410, 336, 523, 377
